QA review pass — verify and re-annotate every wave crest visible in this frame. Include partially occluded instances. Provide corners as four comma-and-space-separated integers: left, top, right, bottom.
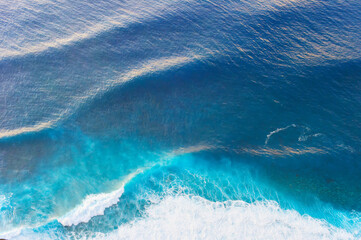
90, 195, 356, 240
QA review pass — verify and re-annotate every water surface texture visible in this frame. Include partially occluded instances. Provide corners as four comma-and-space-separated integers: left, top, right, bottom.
0, 0, 361, 239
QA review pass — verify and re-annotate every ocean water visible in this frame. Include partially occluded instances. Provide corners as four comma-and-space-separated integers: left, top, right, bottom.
0, 0, 361, 239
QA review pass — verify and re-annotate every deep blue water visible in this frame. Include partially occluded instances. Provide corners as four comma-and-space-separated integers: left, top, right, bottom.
0, 0, 361, 239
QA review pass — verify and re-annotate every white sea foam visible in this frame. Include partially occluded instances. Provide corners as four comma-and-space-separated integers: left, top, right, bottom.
3, 144, 357, 239
88, 195, 356, 240
57, 144, 211, 227
5, 195, 359, 240
58, 187, 124, 227
58, 169, 145, 227
265, 124, 297, 145
0, 194, 9, 209
298, 133, 322, 142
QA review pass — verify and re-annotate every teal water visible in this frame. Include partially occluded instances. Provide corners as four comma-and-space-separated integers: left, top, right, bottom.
0, 0, 361, 239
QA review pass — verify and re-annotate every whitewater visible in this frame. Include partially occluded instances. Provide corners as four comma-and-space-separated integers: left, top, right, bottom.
1, 0, 361, 239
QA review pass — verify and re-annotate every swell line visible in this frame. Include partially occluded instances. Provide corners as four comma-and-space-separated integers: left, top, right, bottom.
0, 54, 204, 140
0, 0, 193, 60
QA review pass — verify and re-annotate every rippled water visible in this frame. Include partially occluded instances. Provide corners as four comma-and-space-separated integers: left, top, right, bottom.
0, 0, 361, 239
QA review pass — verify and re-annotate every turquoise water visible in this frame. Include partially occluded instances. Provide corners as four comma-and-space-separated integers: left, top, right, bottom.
0, 0, 361, 239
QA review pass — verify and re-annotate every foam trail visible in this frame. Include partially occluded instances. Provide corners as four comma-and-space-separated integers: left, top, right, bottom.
298, 133, 322, 142
265, 124, 297, 145
0, 54, 203, 140
239, 146, 327, 157
88, 195, 356, 240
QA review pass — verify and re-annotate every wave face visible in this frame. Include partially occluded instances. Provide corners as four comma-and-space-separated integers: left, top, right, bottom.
1, 0, 361, 239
